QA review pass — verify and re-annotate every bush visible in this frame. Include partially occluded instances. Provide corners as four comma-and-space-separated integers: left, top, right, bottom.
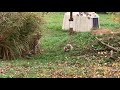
111, 12, 120, 23
0, 12, 44, 60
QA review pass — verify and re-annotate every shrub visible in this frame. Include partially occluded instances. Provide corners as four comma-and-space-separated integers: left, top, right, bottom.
0, 12, 44, 60
111, 12, 120, 23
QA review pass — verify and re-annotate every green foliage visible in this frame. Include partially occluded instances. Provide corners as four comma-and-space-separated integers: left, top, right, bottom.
111, 12, 120, 23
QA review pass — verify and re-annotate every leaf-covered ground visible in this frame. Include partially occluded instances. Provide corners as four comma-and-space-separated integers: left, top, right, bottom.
0, 59, 120, 78
0, 12, 120, 78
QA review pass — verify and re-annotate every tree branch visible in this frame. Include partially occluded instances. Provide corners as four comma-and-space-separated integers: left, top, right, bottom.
95, 37, 120, 52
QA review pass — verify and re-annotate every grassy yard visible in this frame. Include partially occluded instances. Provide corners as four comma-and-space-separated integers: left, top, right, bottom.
0, 12, 120, 78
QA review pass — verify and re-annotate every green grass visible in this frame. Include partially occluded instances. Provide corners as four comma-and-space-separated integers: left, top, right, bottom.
0, 12, 120, 78
99, 14, 120, 29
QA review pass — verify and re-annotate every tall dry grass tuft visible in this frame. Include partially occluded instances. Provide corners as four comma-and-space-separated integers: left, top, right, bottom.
0, 12, 44, 60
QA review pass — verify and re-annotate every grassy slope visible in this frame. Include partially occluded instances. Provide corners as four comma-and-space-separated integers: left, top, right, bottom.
0, 12, 120, 78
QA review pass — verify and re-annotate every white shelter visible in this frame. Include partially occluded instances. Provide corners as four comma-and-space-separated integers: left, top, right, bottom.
62, 12, 100, 32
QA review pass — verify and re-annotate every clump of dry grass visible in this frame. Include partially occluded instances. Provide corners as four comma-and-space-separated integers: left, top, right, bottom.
0, 12, 44, 60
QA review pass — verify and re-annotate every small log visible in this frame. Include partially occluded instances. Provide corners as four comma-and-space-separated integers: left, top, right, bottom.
95, 37, 120, 52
